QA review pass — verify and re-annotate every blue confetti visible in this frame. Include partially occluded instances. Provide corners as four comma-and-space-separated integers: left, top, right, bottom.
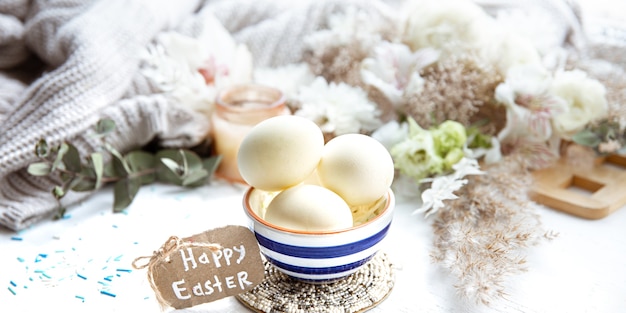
116, 268, 132, 273
75, 295, 85, 302
10, 236, 23, 241
35, 254, 48, 262
100, 290, 116, 297
114, 255, 123, 262
9, 281, 17, 287
16, 257, 25, 262
8, 287, 16, 295
76, 273, 87, 280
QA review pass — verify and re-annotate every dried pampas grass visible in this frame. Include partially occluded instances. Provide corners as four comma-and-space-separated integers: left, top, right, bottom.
430, 157, 556, 305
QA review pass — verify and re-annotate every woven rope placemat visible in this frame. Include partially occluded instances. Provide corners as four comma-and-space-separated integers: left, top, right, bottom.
236, 252, 394, 313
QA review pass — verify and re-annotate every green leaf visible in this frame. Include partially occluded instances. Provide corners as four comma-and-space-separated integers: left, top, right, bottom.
52, 186, 65, 199
160, 158, 181, 174
91, 152, 104, 189
69, 173, 96, 192
180, 150, 204, 171
113, 177, 141, 212
62, 143, 82, 173
182, 169, 209, 186
156, 149, 208, 186
27, 162, 52, 176
35, 139, 49, 158
95, 118, 116, 135
52, 143, 69, 172
157, 150, 183, 175
104, 143, 130, 177
103, 162, 116, 178
202, 155, 222, 181
126, 151, 156, 185
70, 178, 96, 192
157, 158, 183, 185
572, 130, 602, 147
59, 171, 73, 182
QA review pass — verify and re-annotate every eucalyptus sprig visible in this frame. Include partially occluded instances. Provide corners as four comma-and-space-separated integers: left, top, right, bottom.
27, 119, 221, 217
572, 118, 626, 156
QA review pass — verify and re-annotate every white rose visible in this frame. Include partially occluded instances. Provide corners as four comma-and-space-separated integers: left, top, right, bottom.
551, 70, 608, 138
481, 32, 542, 75
401, 0, 493, 51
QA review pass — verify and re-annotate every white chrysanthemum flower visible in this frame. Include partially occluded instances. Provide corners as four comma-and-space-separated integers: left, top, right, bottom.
253, 63, 315, 101
295, 77, 382, 135
141, 33, 211, 111
361, 41, 439, 107
551, 70, 609, 138
401, 0, 494, 52
140, 14, 252, 116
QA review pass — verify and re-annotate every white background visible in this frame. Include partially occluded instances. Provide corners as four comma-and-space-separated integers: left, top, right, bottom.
1, 179, 625, 313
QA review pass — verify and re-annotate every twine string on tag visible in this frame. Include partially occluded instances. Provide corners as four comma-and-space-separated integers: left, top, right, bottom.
132, 235, 222, 309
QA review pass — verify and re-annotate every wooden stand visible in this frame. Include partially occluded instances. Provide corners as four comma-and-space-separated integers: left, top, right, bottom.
530, 154, 626, 219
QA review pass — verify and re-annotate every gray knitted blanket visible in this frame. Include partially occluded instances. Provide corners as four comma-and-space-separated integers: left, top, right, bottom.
0, 0, 598, 230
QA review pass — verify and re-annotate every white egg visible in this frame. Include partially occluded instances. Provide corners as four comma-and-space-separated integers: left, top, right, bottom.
237, 115, 324, 191
264, 185, 353, 232
317, 134, 394, 206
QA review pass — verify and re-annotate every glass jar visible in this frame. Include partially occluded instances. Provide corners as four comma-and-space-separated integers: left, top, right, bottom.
211, 84, 290, 183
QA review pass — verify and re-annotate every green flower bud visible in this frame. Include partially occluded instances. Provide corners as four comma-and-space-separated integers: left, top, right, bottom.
432, 120, 467, 155
443, 147, 465, 170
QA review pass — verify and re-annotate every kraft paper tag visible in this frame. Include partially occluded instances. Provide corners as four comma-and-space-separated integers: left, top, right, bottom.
132, 225, 265, 310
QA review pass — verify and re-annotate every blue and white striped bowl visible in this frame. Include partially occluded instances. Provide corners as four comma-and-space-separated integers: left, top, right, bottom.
243, 187, 395, 283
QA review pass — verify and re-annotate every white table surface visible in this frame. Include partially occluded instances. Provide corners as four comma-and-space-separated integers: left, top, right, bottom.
1, 179, 625, 313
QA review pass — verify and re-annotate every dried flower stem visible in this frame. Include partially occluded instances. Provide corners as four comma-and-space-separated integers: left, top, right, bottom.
430, 157, 555, 305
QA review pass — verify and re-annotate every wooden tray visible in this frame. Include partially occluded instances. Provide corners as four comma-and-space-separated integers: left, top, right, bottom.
530, 154, 626, 219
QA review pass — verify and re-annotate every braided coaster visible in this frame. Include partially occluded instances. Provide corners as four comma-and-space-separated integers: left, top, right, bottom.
236, 252, 394, 313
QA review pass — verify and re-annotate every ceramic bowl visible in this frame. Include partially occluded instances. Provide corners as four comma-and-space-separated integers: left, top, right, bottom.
242, 187, 395, 283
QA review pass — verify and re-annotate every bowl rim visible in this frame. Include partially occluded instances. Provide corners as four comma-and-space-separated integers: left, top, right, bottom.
242, 187, 394, 236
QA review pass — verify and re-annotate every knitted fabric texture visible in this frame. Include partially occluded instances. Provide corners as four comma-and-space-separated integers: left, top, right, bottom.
0, 0, 591, 231
0, 0, 396, 230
